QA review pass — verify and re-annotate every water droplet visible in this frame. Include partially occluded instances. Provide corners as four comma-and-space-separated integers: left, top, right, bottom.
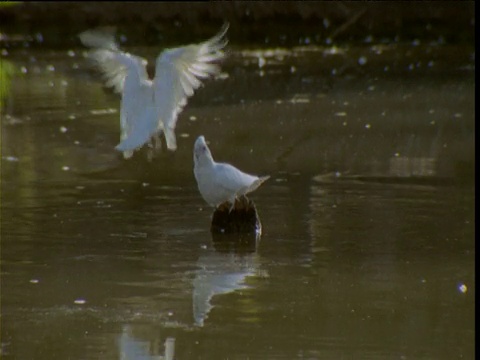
74, 299, 86, 305
59, 126, 68, 133
258, 56, 266, 68
189, 115, 197, 121
90, 108, 117, 115
62, 166, 70, 171
365, 124, 371, 129
67, 50, 75, 57
458, 283, 467, 294
30, 279, 39, 284
35, 33, 43, 43
358, 56, 367, 65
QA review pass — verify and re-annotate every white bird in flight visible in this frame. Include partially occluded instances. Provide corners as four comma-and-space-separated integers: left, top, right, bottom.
193, 135, 270, 209
79, 24, 229, 159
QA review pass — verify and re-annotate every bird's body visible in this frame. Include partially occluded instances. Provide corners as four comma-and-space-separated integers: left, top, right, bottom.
79, 24, 229, 159
193, 136, 270, 208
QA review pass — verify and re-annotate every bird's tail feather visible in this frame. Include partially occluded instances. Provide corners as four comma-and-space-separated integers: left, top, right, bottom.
247, 175, 270, 193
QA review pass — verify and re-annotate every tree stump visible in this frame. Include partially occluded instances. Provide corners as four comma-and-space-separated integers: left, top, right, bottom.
210, 195, 262, 236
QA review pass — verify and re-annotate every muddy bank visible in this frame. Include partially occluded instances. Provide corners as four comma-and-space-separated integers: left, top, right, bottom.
0, 2, 475, 48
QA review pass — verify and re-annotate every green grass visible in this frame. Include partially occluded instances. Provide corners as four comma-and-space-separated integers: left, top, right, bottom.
0, 2, 21, 8
0, 58, 16, 111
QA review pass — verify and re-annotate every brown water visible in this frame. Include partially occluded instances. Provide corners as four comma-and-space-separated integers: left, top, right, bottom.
1, 41, 475, 359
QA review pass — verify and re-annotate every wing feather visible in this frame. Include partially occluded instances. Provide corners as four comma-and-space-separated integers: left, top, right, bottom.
80, 28, 149, 95
213, 163, 258, 195
153, 23, 229, 150
80, 28, 154, 156
78, 27, 119, 51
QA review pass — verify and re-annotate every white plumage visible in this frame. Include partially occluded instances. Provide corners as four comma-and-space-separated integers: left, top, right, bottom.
193, 135, 270, 208
79, 24, 229, 159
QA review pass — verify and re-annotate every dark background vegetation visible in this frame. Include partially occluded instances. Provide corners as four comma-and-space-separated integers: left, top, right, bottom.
0, 1, 475, 48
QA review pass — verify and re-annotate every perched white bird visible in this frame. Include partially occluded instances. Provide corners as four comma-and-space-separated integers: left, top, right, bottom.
193, 135, 270, 209
79, 24, 229, 159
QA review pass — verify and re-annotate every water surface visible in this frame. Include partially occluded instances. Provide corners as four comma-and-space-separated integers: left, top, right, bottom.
1, 40, 475, 359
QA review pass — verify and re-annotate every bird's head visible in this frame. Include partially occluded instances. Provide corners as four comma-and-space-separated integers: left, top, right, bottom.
194, 135, 213, 164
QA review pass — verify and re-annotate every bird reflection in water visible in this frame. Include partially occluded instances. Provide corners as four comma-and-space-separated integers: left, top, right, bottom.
192, 232, 262, 327
118, 324, 175, 360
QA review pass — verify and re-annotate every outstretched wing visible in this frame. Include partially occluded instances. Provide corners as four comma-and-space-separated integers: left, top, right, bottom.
153, 23, 229, 151
79, 28, 149, 95
80, 28, 153, 156
78, 27, 119, 51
